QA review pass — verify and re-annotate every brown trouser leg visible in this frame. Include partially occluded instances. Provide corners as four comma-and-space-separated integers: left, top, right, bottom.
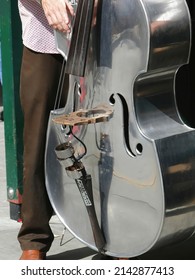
18, 46, 68, 252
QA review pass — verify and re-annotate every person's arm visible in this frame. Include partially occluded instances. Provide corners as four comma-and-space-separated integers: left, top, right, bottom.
36, 0, 75, 33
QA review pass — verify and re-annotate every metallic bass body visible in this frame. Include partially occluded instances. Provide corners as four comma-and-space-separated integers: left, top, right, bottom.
45, 0, 195, 258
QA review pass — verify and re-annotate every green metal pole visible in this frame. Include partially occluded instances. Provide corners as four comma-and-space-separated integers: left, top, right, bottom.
0, 0, 23, 220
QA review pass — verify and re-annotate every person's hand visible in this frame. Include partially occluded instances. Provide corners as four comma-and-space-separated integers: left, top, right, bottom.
41, 0, 75, 33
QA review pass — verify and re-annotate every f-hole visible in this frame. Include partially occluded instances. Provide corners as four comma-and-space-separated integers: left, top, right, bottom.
110, 93, 143, 157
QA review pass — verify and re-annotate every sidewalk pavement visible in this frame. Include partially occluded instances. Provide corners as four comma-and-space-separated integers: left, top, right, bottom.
1, 110, 195, 260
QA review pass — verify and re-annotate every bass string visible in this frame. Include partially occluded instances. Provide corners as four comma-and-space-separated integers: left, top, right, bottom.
53, 58, 66, 111
53, 0, 86, 110
65, 0, 95, 76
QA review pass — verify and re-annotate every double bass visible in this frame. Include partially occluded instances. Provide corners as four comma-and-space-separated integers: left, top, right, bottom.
45, 0, 195, 258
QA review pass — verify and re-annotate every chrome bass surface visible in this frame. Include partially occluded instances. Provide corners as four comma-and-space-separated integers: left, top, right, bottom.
45, 0, 195, 258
